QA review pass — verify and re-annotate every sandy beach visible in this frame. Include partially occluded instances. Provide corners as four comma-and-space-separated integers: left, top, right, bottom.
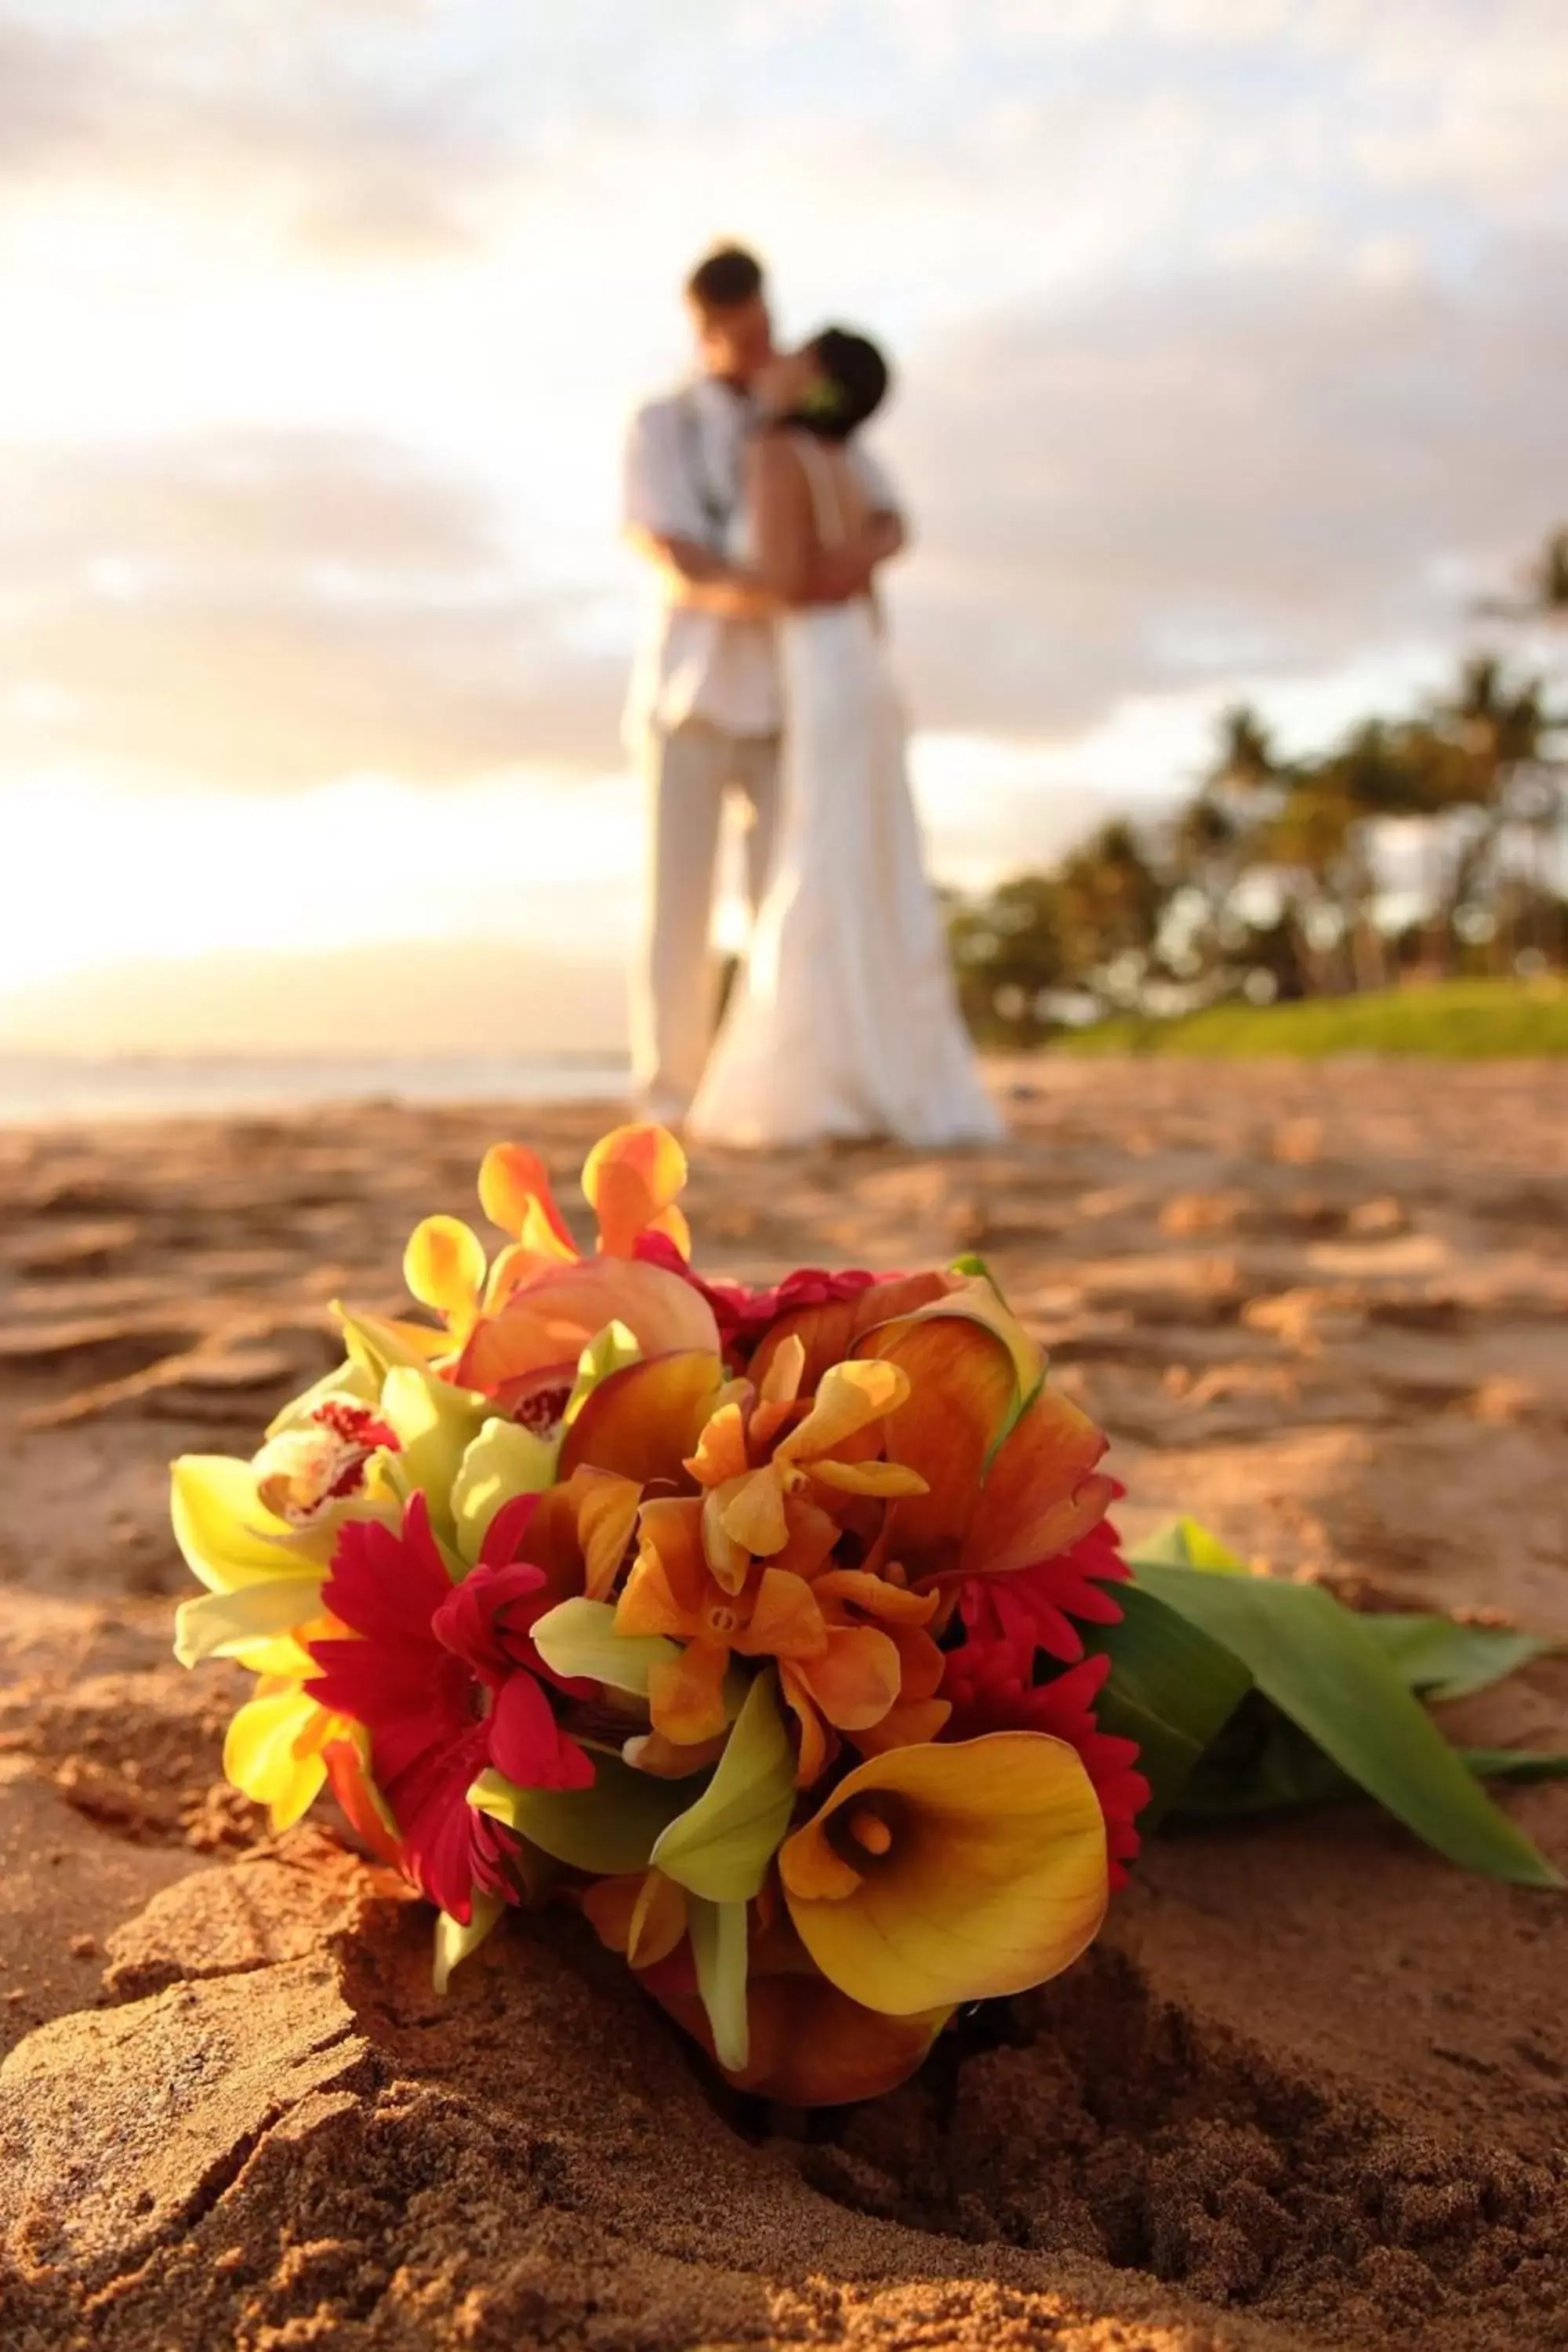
2, 1058, 1566, 2351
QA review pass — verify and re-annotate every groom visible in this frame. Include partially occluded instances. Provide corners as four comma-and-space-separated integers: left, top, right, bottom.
622, 242, 904, 1124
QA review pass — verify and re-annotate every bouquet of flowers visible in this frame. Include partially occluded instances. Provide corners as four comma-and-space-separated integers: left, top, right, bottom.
171, 1127, 1563, 2107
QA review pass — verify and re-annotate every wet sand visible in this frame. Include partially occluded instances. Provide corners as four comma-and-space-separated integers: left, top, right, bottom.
2, 1059, 1566, 2350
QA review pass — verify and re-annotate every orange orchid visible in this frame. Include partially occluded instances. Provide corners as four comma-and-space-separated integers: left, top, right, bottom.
610, 1350, 942, 1780
393, 1128, 720, 1424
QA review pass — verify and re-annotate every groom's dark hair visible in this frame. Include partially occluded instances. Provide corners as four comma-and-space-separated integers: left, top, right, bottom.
684, 243, 765, 313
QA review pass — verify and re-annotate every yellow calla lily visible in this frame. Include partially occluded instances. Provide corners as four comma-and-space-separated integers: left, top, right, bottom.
779, 1732, 1108, 2016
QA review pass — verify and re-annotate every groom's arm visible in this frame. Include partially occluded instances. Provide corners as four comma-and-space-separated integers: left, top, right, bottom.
621, 396, 777, 618
623, 525, 779, 617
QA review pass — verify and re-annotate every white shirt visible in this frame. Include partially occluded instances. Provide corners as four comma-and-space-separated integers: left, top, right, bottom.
621, 377, 898, 746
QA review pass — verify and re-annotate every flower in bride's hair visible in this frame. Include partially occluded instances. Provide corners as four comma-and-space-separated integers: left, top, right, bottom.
307, 1492, 593, 1923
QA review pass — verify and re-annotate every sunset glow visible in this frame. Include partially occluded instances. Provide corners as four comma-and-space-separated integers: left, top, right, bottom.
3, 2, 1563, 1055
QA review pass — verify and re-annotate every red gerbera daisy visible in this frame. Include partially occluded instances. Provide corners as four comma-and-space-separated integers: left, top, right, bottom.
633, 1234, 888, 1369
956, 1505, 1131, 1674
307, 1491, 593, 1922
942, 1514, 1148, 1889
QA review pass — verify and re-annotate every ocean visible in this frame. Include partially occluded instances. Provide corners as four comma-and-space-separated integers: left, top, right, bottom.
0, 1053, 632, 1128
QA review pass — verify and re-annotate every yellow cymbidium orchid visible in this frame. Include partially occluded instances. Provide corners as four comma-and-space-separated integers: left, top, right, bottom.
220, 1632, 369, 1834
170, 1453, 355, 1668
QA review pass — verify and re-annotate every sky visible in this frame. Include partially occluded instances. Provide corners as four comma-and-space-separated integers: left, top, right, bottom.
2, 0, 1565, 1055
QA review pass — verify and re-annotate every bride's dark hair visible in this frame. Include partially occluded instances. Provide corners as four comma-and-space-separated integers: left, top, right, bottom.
789, 326, 890, 441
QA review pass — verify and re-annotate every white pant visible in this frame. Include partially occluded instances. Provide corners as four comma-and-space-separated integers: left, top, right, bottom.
631, 720, 781, 1117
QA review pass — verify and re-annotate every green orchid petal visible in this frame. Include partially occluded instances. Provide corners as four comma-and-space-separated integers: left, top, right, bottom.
377, 1364, 491, 1542
563, 1319, 642, 1429
452, 1419, 558, 1566
433, 1893, 506, 1995
469, 1758, 688, 1878
650, 1670, 795, 1904
531, 1597, 680, 1696
336, 1306, 450, 1381
688, 1895, 750, 2073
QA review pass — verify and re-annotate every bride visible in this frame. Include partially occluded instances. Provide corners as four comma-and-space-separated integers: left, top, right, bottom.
687, 328, 1004, 1151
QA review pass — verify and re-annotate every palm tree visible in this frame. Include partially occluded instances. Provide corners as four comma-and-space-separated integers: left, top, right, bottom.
1053, 820, 1165, 1007
1209, 702, 1279, 795
1439, 658, 1552, 968
1475, 526, 1568, 623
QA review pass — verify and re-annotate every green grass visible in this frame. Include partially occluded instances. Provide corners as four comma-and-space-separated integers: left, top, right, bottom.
1055, 978, 1568, 1058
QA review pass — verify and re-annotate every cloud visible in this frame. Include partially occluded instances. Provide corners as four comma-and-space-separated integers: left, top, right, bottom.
881, 233, 1568, 741
2, 1, 1565, 810
5, 215, 1566, 802
0, 434, 626, 786
0, 9, 508, 260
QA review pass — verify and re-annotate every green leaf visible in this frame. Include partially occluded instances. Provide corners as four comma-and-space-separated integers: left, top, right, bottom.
433, 1893, 504, 1994
1460, 1748, 1568, 1788
469, 1757, 688, 1878
1175, 1699, 1364, 1818
650, 1670, 795, 1902
1358, 1613, 1556, 1703
451, 1418, 558, 1566
1177, 1708, 1568, 1820
1083, 1582, 1254, 1826
688, 1895, 750, 2072
1127, 1515, 1250, 1575
1133, 1559, 1563, 1889
531, 1597, 680, 1697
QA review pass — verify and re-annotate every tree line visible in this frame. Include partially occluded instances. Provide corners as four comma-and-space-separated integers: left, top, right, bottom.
949, 530, 1568, 1044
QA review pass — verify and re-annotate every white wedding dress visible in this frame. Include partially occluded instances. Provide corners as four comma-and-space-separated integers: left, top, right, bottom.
687, 440, 1004, 1151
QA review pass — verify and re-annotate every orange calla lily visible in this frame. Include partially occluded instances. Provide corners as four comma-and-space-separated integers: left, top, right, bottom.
557, 1349, 730, 1490
861, 1305, 1116, 1591
510, 1464, 644, 1605
779, 1733, 1109, 2016
454, 1263, 720, 1404
747, 1269, 962, 1389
